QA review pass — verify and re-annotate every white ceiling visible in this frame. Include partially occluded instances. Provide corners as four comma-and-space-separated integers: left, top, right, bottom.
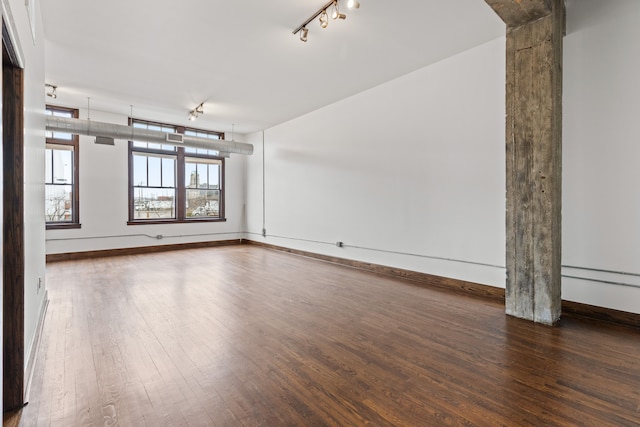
41, 0, 505, 135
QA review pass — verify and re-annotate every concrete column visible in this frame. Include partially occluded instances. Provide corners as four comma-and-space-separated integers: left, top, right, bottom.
486, 0, 564, 324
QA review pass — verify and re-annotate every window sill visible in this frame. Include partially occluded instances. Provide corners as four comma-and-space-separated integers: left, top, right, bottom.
46, 223, 82, 230
127, 218, 227, 226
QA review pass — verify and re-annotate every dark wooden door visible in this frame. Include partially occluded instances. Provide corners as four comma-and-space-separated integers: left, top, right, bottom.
2, 21, 25, 413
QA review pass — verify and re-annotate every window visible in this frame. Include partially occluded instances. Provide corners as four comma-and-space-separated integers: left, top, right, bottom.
45, 105, 80, 229
128, 119, 225, 223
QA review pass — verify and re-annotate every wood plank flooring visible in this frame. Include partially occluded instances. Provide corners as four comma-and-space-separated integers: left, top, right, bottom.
5, 245, 640, 426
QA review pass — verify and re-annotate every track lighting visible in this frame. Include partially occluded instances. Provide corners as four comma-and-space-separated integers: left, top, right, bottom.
332, 1, 346, 20
45, 83, 57, 99
319, 9, 329, 28
292, 0, 360, 42
188, 103, 204, 121
300, 27, 309, 42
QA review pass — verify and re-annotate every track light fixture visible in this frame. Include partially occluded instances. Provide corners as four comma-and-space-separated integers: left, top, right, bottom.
319, 9, 329, 28
292, 0, 360, 42
331, 1, 346, 20
347, 0, 360, 9
188, 103, 204, 121
45, 83, 57, 99
300, 27, 309, 42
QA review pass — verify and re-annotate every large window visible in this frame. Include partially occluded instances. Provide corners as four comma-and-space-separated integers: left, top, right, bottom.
128, 120, 225, 223
45, 105, 80, 229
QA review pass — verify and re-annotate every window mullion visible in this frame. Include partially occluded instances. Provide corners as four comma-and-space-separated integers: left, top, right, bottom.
220, 160, 225, 219
176, 147, 186, 220
71, 149, 77, 223
47, 149, 53, 184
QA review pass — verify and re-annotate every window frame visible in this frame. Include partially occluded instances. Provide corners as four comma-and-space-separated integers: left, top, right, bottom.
45, 105, 80, 230
127, 119, 226, 225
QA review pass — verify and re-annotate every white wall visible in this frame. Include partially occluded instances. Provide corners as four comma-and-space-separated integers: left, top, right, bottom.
562, 0, 640, 313
246, 37, 507, 288
3, 0, 47, 410
21, 0, 47, 393
246, 0, 640, 316
45, 109, 246, 254
44, 1, 640, 323
0, 0, 629, 419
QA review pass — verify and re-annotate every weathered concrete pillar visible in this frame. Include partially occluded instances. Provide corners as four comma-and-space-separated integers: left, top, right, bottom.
486, 0, 564, 324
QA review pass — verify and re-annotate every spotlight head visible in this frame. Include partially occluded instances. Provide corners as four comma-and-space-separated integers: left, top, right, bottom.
300, 27, 309, 42
45, 84, 58, 99
347, 0, 360, 8
332, 2, 346, 19
188, 103, 204, 121
319, 9, 329, 28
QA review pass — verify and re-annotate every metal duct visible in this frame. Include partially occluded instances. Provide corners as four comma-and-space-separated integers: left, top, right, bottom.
45, 116, 254, 156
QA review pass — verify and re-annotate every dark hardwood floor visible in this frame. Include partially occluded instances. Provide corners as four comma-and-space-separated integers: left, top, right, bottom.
5, 246, 640, 426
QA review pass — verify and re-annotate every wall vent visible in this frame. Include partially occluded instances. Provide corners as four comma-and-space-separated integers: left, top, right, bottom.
166, 133, 183, 143
94, 136, 115, 145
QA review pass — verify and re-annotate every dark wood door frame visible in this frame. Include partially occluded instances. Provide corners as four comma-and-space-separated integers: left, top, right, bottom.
2, 19, 25, 412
